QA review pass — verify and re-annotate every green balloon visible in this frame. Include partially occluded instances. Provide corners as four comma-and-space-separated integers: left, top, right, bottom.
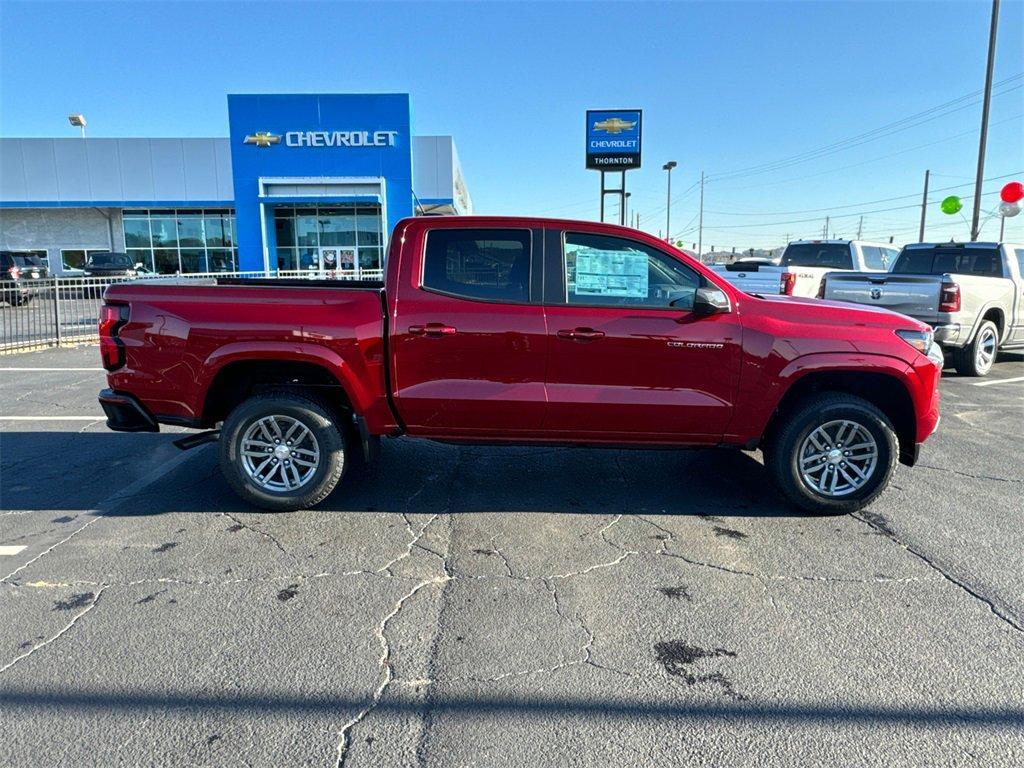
941, 195, 963, 215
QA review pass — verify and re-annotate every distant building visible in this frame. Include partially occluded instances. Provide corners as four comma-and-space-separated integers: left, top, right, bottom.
0, 93, 473, 275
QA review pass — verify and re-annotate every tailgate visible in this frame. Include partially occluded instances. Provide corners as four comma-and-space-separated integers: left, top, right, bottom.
824, 273, 942, 319
711, 266, 781, 295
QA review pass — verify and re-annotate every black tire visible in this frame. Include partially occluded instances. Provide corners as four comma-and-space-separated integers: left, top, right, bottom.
219, 390, 348, 511
765, 392, 898, 515
954, 320, 998, 377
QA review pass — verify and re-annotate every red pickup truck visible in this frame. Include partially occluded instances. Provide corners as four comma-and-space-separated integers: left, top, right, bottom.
98, 216, 941, 514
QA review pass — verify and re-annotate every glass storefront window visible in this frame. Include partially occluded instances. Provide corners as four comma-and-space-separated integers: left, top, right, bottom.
153, 249, 180, 274
272, 203, 384, 273
123, 219, 152, 248
150, 217, 178, 248
123, 208, 237, 274
177, 215, 205, 248
295, 212, 319, 248
207, 249, 236, 272
128, 249, 154, 272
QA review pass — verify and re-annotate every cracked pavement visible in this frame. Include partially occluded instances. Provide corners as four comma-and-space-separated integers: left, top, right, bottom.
1, 345, 1023, 766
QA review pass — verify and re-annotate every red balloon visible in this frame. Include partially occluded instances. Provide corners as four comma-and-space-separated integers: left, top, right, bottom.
1001, 181, 1024, 204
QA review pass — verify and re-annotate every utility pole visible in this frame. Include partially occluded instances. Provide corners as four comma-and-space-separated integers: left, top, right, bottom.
856, 215, 863, 240
919, 169, 930, 242
971, 0, 1000, 241
663, 162, 677, 240
697, 171, 705, 261
824, 216, 830, 240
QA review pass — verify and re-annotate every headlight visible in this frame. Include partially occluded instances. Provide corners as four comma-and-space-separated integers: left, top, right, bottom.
895, 328, 934, 356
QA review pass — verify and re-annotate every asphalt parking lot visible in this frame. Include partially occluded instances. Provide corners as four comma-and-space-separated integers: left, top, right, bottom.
1, 344, 1022, 767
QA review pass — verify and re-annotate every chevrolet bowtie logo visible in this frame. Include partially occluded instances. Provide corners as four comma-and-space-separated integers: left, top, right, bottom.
243, 132, 281, 147
593, 118, 637, 134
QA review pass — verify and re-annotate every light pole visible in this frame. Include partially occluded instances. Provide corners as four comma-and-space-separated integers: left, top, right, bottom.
971, 0, 1000, 241
68, 114, 87, 138
663, 161, 677, 241
624, 192, 631, 227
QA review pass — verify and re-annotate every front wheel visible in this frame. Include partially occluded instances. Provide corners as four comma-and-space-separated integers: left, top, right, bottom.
219, 391, 348, 511
766, 392, 898, 515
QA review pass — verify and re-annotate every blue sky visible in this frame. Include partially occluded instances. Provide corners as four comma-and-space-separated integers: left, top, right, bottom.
1, 0, 1022, 247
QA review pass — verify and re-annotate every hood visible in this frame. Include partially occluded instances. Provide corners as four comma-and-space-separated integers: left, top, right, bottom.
748, 293, 928, 332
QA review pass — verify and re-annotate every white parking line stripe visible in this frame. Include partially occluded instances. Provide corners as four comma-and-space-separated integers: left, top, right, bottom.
0, 416, 104, 421
0, 546, 28, 556
973, 376, 1024, 387
0, 367, 103, 372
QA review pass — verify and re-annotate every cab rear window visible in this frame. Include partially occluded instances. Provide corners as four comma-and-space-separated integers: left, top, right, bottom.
892, 247, 1003, 276
780, 243, 852, 270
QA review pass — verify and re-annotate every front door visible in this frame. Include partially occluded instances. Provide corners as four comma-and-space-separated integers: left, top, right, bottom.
543, 230, 742, 442
391, 226, 548, 437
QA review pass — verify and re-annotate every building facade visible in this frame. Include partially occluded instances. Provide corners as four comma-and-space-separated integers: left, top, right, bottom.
0, 93, 473, 275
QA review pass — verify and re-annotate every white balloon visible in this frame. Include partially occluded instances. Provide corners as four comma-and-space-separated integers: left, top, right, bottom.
1000, 201, 1021, 218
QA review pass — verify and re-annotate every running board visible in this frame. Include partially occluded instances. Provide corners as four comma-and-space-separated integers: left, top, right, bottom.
173, 430, 220, 451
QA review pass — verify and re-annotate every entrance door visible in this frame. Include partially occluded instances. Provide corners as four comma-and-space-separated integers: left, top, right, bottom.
543, 230, 742, 442
390, 226, 548, 436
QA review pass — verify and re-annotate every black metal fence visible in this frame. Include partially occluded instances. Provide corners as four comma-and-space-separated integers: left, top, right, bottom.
0, 269, 383, 354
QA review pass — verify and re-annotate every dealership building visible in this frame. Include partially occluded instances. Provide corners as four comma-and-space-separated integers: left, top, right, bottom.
0, 93, 473, 275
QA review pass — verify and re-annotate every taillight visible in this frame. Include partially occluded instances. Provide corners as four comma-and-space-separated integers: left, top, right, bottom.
780, 272, 797, 295
816, 277, 827, 299
938, 282, 961, 313
99, 303, 130, 371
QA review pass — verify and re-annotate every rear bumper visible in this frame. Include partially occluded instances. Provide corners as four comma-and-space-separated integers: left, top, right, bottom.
98, 389, 159, 432
931, 323, 962, 346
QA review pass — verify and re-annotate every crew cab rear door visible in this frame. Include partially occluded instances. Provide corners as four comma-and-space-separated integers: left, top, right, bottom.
541, 229, 742, 442
390, 225, 548, 436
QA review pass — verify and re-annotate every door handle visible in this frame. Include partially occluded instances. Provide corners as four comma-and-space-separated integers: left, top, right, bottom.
557, 327, 605, 341
409, 323, 457, 337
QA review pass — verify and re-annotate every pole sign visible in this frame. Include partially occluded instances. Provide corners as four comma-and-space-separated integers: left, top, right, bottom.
585, 109, 642, 170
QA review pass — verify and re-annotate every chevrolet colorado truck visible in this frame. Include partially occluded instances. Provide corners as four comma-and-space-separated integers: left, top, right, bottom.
710, 240, 897, 298
98, 216, 941, 514
822, 242, 1024, 376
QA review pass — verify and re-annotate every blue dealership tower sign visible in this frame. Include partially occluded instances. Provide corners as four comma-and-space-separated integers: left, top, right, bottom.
227, 93, 414, 272
585, 109, 642, 226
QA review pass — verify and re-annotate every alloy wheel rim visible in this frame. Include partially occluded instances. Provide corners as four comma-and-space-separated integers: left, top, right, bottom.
976, 328, 996, 373
240, 415, 320, 493
798, 419, 878, 498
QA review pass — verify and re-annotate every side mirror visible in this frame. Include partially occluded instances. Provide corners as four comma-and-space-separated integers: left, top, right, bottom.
693, 286, 731, 315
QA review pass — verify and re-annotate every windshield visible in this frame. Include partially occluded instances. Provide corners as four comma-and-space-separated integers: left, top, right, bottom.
88, 253, 133, 268
892, 246, 1002, 277
12, 255, 44, 267
780, 243, 852, 270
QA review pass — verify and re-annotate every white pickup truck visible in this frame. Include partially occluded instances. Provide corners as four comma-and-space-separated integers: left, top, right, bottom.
822, 242, 1024, 376
711, 240, 897, 298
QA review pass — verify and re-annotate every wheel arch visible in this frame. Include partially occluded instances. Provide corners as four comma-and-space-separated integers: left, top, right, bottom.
762, 368, 917, 466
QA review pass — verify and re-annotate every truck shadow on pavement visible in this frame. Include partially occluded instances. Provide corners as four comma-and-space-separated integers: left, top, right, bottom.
2, 432, 797, 518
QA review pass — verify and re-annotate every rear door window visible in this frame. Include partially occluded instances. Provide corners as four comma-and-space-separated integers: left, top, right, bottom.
780, 243, 853, 269
422, 229, 531, 303
861, 246, 886, 271
892, 247, 1003, 276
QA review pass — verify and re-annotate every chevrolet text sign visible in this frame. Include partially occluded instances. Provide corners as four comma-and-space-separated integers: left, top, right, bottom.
586, 109, 642, 170
285, 130, 398, 147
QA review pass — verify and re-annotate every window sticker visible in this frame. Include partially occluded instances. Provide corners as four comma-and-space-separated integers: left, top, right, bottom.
572, 249, 648, 298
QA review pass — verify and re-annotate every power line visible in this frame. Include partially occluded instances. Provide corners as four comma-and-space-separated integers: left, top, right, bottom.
706, 74, 1022, 182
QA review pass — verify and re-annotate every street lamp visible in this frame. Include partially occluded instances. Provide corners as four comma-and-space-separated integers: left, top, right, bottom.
68, 114, 87, 138
624, 192, 632, 227
662, 161, 677, 241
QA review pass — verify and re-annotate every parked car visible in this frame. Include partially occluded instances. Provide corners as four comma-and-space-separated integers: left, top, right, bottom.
83, 252, 149, 278
0, 251, 50, 306
711, 240, 897, 298
822, 242, 1023, 376
98, 216, 941, 515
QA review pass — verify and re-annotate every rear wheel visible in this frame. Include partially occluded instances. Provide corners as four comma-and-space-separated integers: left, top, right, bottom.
766, 392, 898, 515
219, 391, 347, 511
954, 320, 998, 377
